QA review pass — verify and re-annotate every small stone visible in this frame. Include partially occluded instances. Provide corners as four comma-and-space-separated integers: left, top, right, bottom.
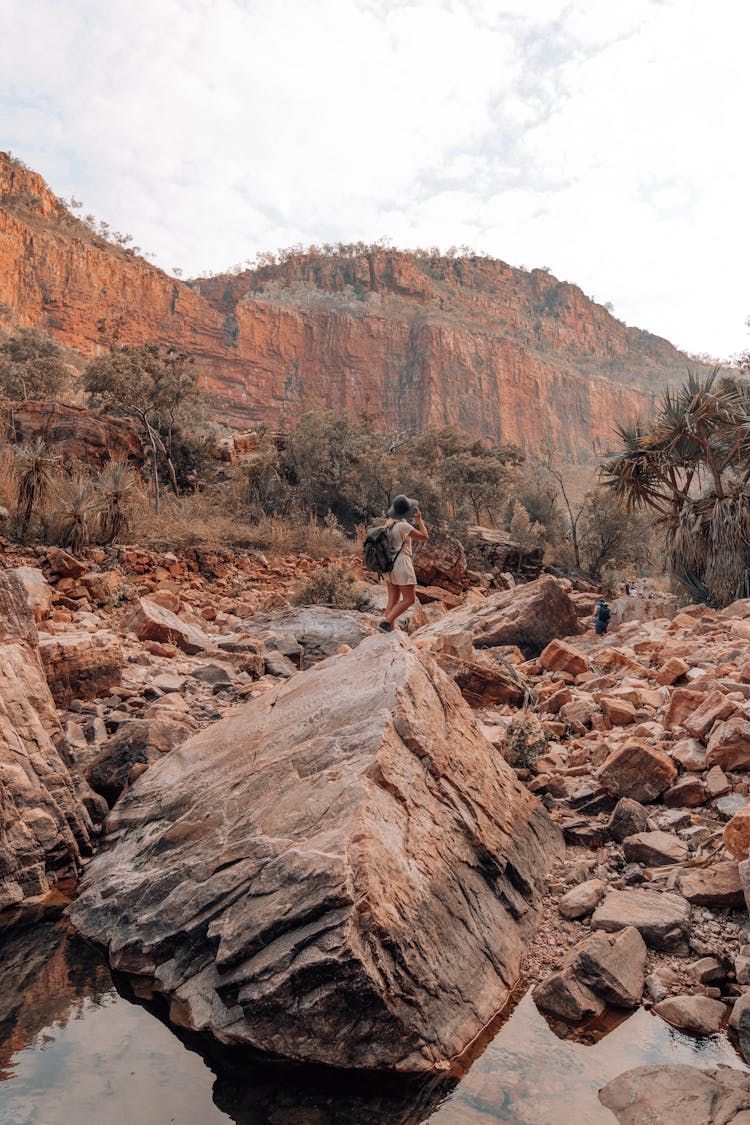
704, 765, 731, 799
558, 879, 605, 920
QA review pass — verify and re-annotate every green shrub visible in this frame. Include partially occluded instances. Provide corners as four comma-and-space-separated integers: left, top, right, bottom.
501, 709, 548, 770
291, 563, 368, 609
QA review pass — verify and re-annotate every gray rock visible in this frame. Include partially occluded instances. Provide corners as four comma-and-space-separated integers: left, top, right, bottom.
264, 650, 298, 678
653, 993, 726, 1035
71, 633, 563, 1073
564, 926, 646, 1008
599, 1064, 750, 1123
557, 879, 605, 920
532, 970, 605, 1022
677, 862, 744, 908
717, 793, 750, 820
86, 717, 193, 806
731, 993, 750, 1066
687, 956, 725, 984
622, 830, 689, 866
250, 607, 376, 665
189, 663, 234, 687
591, 888, 691, 951
608, 797, 649, 843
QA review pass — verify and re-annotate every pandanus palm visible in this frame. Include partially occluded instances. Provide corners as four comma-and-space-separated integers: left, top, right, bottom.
96, 460, 136, 544
599, 368, 750, 606
12, 439, 59, 534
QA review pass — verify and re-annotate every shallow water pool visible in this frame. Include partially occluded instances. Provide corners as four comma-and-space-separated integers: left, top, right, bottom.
0, 921, 744, 1125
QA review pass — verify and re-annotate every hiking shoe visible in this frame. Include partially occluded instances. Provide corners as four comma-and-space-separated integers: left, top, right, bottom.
378, 620, 393, 632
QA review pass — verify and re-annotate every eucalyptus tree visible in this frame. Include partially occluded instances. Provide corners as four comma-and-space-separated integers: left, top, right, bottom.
600, 368, 750, 605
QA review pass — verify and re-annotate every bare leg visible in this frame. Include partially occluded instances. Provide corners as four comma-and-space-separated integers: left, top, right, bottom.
384, 581, 400, 618
383, 584, 416, 626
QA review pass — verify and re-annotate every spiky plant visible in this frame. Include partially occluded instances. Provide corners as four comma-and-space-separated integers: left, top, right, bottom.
96, 460, 137, 544
12, 439, 59, 534
600, 368, 750, 606
54, 475, 96, 555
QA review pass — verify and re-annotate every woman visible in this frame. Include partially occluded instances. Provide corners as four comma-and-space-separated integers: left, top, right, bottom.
379, 494, 429, 632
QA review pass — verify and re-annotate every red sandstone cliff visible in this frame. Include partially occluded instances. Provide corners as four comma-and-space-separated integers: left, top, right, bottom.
0, 152, 699, 461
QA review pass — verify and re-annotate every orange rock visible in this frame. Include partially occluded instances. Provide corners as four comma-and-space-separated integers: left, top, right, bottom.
599, 740, 677, 803
724, 807, 750, 859
539, 638, 589, 676
656, 657, 690, 686
599, 697, 637, 726
681, 690, 737, 741
663, 687, 708, 731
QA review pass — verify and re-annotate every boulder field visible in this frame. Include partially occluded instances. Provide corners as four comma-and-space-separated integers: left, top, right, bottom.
70, 632, 562, 1072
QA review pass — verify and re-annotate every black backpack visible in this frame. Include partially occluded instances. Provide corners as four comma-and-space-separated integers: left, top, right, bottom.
597, 602, 611, 623
363, 525, 404, 575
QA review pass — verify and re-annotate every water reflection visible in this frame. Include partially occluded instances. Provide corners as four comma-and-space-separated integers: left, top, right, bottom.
0, 922, 746, 1125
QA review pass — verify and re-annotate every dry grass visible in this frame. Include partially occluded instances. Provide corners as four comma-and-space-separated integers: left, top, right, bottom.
131, 491, 357, 558
290, 562, 368, 608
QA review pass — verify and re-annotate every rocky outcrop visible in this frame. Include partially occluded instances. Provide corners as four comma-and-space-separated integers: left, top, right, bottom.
71, 633, 562, 1072
415, 575, 581, 657
9, 401, 143, 467
0, 153, 704, 461
0, 571, 93, 922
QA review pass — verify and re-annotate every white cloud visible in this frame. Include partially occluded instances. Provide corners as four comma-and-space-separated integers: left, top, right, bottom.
2, 0, 749, 357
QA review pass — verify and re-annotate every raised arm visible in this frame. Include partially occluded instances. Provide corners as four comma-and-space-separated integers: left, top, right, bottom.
410, 507, 429, 542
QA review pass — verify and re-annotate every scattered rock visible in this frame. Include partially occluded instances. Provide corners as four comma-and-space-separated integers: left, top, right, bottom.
565, 926, 647, 1008
122, 597, 213, 655
415, 575, 581, 658
591, 888, 691, 951
539, 638, 588, 676
676, 863, 744, 908
412, 530, 466, 590
12, 566, 53, 622
599, 741, 677, 803
706, 716, 750, 771
653, 993, 726, 1036
622, 830, 689, 867
725, 808, 750, 860
86, 717, 195, 806
532, 971, 605, 1022
607, 797, 649, 843
558, 879, 605, 920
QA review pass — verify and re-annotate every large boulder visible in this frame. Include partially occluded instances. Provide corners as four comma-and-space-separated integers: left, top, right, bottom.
70, 633, 562, 1073
38, 631, 123, 707
415, 576, 582, 658
599, 1065, 750, 1124
412, 530, 467, 591
0, 572, 93, 923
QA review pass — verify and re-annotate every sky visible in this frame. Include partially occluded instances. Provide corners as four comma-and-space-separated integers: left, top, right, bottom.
3, 0, 749, 360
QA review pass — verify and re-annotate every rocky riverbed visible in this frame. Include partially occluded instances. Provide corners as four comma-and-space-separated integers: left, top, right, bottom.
3, 533, 750, 1120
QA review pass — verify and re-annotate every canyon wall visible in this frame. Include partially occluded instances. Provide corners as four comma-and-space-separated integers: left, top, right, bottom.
0, 153, 697, 461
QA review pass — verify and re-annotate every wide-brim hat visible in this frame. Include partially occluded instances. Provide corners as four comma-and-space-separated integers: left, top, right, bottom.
387, 494, 418, 520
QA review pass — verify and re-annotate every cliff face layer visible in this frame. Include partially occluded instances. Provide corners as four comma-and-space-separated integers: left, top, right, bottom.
0, 153, 697, 461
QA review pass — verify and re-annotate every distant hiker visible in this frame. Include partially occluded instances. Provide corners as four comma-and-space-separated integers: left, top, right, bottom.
629, 582, 637, 598
641, 578, 649, 596
594, 597, 611, 635
367, 494, 428, 631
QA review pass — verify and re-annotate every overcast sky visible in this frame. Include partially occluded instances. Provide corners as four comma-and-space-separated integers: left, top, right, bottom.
3, 0, 749, 360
